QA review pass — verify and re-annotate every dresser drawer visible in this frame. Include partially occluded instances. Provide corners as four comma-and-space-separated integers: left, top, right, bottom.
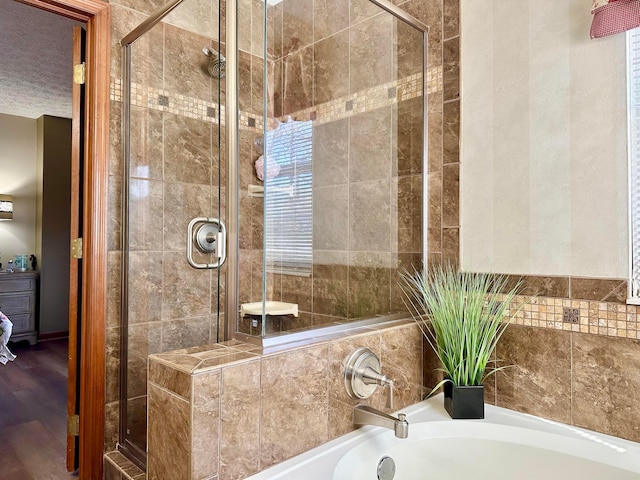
0, 295, 32, 315
0, 276, 35, 293
7, 313, 31, 333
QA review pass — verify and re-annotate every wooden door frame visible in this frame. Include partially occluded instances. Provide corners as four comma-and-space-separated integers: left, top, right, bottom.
18, 0, 110, 479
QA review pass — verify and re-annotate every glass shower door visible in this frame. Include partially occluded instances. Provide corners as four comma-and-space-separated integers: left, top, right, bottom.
119, 0, 225, 465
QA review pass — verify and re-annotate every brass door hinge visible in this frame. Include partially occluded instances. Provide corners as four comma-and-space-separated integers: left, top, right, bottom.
73, 63, 85, 85
71, 238, 83, 259
67, 414, 80, 436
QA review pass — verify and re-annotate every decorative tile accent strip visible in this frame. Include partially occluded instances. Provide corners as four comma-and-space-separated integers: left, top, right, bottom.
109, 65, 443, 133
502, 294, 640, 339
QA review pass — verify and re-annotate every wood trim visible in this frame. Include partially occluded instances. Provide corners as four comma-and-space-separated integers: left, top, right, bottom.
19, 1, 110, 479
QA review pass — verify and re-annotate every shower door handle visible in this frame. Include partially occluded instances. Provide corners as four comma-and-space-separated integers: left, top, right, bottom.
187, 217, 227, 269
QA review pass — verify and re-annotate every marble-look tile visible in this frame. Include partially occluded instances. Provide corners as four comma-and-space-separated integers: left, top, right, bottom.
282, 0, 313, 53
399, 0, 442, 67
394, 97, 423, 178
314, 31, 350, 105
109, 101, 122, 178
130, 106, 163, 181
350, 0, 382, 25
380, 323, 423, 409
395, 19, 423, 79
127, 323, 162, 398
442, 163, 459, 227
260, 345, 329, 468
443, 0, 459, 39
267, 3, 283, 59
441, 227, 459, 269
251, 56, 265, 116
350, 14, 393, 94
147, 383, 190, 480
164, 24, 213, 102
312, 118, 349, 188
127, 251, 163, 324
349, 106, 392, 183
390, 252, 422, 312
238, 50, 253, 113
106, 327, 120, 405
396, 175, 422, 253
313, 256, 349, 318
162, 252, 212, 319
220, 361, 261, 480
108, 174, 122, 252
164, 0, 214, 40
348, 253, 391, 319
281, 272, 313, 312
282, 45, 314, 114
164, 113, 213, 185
570, 278, 627, 302
349, 180, 391, 252
113, 0, 166, 15
507, 275, 570, 298
163, 182, 213, 251
111, 4, 163, 88
148, 359, 191, 400
428, 91, 444, 173
126, 396, 148, 450
238, 0, 252, 53
104, 401, 119, 453
103, 457, 123, 480
443, 36, 459, 101
428, 171, 442, 232
192, 370, 221, 480
496, 325, 571, 423
129, 179, 164, 251
313, 185, 348, 251
443, 100, 459, 165
572, 333, 640, 442
251, 0, 265, 58
107, 252, 122, 329
314, 0, 349, 42
161, 316, 211, 352
272, 59, 284, 117
327, 331, 386, 439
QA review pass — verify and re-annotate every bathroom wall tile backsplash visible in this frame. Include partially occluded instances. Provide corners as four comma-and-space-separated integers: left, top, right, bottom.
147, 321, 423, 480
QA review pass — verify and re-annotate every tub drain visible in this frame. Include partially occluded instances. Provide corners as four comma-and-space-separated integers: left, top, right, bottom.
377, 456, 396, 480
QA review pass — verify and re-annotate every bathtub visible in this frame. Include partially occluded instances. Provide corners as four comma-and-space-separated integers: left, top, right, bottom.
246, 395, 640, 479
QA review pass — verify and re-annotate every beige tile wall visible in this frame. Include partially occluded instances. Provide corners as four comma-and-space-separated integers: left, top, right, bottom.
146, 321, 423, 480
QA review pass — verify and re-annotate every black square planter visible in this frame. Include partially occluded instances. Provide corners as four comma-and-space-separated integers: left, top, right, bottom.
443, 383, 485, 419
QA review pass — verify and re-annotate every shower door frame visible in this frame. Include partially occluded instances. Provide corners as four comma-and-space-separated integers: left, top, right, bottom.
18, 0, 110, 478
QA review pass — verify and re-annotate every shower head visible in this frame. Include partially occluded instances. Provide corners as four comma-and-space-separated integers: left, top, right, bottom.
203, 47, 226, 79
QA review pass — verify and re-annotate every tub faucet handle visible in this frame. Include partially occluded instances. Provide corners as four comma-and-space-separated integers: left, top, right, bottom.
345, 348, 397, 411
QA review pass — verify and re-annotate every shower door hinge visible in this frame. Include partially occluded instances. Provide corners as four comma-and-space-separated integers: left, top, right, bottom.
71, 237, 83, 259
67, 414, 80, 436
73, 63, 85, 85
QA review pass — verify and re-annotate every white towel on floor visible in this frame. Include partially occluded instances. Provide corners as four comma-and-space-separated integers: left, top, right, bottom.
0, 310, 16, 364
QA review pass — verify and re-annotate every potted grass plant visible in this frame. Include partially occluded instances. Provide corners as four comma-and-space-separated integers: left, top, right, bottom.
400, 264, 522, 419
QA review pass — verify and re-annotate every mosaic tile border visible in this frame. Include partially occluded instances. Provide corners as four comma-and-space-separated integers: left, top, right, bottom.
109, 65, 442, 133
502, 294, 640, 340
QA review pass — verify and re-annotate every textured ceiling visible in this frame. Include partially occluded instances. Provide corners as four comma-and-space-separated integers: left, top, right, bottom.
0, 0, 81, 119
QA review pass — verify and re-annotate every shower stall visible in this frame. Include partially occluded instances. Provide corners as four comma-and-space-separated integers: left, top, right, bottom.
117, 0, 428, 468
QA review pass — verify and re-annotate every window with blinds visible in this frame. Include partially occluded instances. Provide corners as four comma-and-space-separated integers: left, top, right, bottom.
628, 28, 640, 302
264, 119, 313, 276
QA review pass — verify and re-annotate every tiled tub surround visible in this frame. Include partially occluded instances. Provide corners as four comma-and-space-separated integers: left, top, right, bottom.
146, 320, 424, 480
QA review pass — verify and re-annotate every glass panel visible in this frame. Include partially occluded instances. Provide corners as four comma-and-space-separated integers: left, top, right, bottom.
236, 0, 425, 339
122, 0, 224, 460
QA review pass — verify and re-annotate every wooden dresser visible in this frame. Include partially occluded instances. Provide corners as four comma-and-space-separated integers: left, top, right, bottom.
0, 271, 38, 345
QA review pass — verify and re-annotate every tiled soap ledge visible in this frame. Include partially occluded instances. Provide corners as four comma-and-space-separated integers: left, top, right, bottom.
149, 318, 415, 376
104, 451, 145, 480
109, 65, 442, 132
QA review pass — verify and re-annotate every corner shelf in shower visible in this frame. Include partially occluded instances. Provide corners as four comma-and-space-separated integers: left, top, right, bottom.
240, 301, 299, 317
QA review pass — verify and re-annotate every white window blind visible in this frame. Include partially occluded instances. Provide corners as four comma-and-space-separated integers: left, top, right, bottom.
628, 28, 640, 301
264, 120, 313, 276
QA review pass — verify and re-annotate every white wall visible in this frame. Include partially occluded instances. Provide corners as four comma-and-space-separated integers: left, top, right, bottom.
461, 0, 628, 278
0, 114, 37, 266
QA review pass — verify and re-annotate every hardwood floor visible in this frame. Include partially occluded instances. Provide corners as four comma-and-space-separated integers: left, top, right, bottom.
0, 339, 75, 480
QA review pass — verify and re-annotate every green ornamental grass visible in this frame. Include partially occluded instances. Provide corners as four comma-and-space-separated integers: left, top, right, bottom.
400, 265, 523, 389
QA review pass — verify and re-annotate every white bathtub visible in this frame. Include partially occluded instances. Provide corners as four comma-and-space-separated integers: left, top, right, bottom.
246, 395, 640, 479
